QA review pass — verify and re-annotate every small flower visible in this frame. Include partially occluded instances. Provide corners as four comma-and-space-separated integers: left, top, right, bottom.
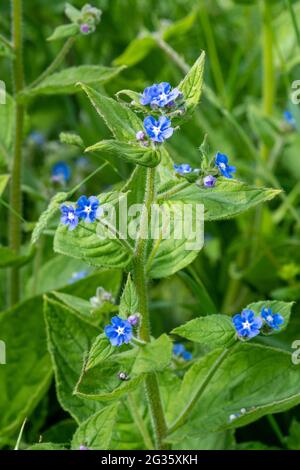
118, 371, 129, 381
140, 82, 180, 108
144, 116, 174, 143
261, 307, 284, 331
75, 195, 100, 223
79, 444, 88, 450
136, 130, 145, 141
80, 23, 91, 34
127, 314, 140, 327
60, 205, 79, 231
174, 163, 192, 176
51, 161, 71, 184
232, 309, 262, 339
68, 270, 88, 284
173, 343, 192, 361
283, 110, 296, 128
215, 152, 236, 179
90, 287, 114, 308
203, 175, 216, 188
104, 316, 133, 346
29, 131, 45, 146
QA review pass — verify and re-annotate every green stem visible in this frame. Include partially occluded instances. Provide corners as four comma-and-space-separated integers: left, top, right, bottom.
8, 0, 25, 306
168, 346, 233, 434
199, 1, 227, 106
261, 0, 275, 163
29, 36, 76, 89
285, 0, 300, 49
154, 35, 189, 74
267, 414, 286, 448
132, 167, 168, 450
127, 393, 154, 450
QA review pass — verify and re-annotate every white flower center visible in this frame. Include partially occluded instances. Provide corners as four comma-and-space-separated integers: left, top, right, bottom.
267, 315, 273, 323
116, 326, 125, 336
219, 162, 226, 170
159, 92, 168, 101
84, 205, 92, 214
153, 126, 160, 136
242, 320, 251, 330
68, 212, 75, 220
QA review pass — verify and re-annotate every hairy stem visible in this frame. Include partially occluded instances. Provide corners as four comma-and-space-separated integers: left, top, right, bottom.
29, 36, 76, 88
132, 167, 168, 450
8, 0, 25, 306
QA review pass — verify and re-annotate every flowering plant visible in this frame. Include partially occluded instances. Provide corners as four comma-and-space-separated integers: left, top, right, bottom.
0, 0, 299, 454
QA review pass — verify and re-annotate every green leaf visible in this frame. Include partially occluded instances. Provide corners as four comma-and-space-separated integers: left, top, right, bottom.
28, 443, 67, 450
113, 35, 156, 67
47, 23, 79, 42
147, 200, 204, 278
0, 174, 9, 195
71, 404, 119, 450
0, 297, 52, 438
119, 274, 138, 317
132, 334, 172, 375
31, 192, 68, 245
172, 314, 236, 348
178, 51, 205, 117
78, 83, 142, 141
247, 300, 294, 334
59, 132, 84, 148
85, 335, 115, 370
168, 343, 300, 439
0, 94, 14, 164
162, 11, 197, 41
76, 335, 172, 401
163, 178, 281, 220
85, 139, 161, 168
54, 214, 131, 270
65, 3, 81, 23
20, 66, 124, 101
0, 245, 34, 269
44, 297, 102, 423
286, 419, 300, 450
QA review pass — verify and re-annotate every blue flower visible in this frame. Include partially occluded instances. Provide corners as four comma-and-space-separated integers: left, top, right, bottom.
283, 110, 296, 128
144, 116, 174, 143
60, 205, 79, 231
261, 307, 284, 331
51, 161, 71, 184
104, 316, 133, 346
140, 82, 180, 108
173, 343, 192, 361
29, 131, 45, 146
203, 175, 216, 188
232, 309, 262, 339
215, 152, 236, 179
75, 195, 100, 223
68, 270, 88, 284
174, 163, 192, 175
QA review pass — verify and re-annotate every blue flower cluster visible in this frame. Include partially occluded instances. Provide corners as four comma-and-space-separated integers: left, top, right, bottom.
136, 82, 182, 144
173, 343, 192, 361
104, 316, 133, 346
60, 195, 102, 231
233, 306, 284, 340
140, 82, 181, 108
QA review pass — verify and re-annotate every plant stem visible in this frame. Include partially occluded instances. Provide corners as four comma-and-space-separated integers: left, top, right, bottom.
199, 1, 227, 106
127, 393, 154, 450
154, 35, 189, 74
267, 414, 286, 448
132, 167, 169, 450
8, 0, 25, 306
285, 0, 300, 49
168, 347, 233, 435
261, 0, 275, 163
29, 36, 76, 88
